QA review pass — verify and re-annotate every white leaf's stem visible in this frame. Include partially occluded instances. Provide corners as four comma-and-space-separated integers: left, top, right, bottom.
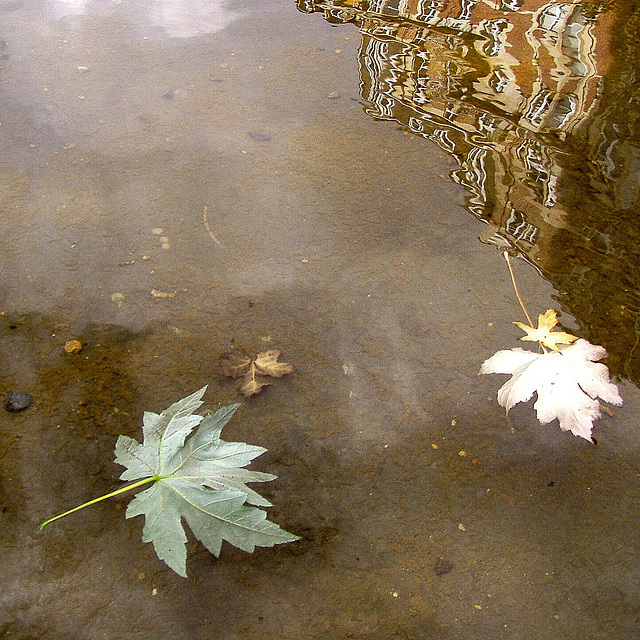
40, 476, 160, 530
503, 251, 533, 326
503, 251, 548, 353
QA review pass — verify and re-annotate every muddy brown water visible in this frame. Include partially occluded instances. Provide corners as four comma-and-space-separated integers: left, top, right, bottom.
2, 1, 640, 639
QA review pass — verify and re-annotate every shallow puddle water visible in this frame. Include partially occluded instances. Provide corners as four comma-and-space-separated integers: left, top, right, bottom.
2, 1, 640, 638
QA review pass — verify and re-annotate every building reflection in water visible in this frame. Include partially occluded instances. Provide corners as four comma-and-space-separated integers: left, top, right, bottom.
298, 0, 640, 384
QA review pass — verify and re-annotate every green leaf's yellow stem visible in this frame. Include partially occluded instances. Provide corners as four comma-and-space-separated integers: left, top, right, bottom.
40, 476, 161, 530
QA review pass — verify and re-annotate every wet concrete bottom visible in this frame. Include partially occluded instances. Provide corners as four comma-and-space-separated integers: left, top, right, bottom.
0, 0, 639, 637
2, 283, 640, 640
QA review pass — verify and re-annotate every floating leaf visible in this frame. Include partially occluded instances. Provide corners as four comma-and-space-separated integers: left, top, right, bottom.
41, 387, 299, 577
480, 339, 622, 441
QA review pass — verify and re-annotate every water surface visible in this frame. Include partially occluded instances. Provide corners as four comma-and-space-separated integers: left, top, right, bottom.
1, 1, 640, 639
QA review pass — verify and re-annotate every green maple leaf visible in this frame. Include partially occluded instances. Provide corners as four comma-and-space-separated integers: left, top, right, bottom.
41, 387, 299, 577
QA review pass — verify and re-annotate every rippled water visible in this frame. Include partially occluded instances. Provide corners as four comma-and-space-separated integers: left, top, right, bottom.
301, 0, 640, 383
1, 1, 640, 639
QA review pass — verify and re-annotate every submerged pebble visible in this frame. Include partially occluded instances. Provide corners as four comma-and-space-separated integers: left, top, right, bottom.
6, 391, 33, 412
64, 340, 82, 354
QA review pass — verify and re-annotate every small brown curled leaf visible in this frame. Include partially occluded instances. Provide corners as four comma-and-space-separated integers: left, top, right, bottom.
219, 349, 293, 397
219, 350, 253, 379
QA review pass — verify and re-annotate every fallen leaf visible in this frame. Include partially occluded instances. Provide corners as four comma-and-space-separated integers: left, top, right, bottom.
254, 350, 294, 378
480, 338, 622, 441
220, 349, 293, 397
113, 387, 299, 576
513, 309, 578, 351
219, 350, 253, 379
42, 387, 299, 577
240, 363, 272, 398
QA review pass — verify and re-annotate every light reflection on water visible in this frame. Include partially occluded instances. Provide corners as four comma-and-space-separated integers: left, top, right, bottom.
52, 0, 244, 36
298, 0, 640, 383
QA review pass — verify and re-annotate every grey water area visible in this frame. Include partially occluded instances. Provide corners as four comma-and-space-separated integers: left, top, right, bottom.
1, 0, 640, 638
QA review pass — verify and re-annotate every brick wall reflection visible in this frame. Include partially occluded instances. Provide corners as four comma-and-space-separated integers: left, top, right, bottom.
300, 0, 640, 382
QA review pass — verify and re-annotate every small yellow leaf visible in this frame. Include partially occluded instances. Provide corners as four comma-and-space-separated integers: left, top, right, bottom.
513, 309, 578, 351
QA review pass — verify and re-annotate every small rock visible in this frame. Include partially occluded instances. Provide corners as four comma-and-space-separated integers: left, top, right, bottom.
150, 289, 177, 298
6, 391, 33, 412
64, 340, 83, 354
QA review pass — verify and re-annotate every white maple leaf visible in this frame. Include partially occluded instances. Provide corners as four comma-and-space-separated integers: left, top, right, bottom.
479, 339, 622, 441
